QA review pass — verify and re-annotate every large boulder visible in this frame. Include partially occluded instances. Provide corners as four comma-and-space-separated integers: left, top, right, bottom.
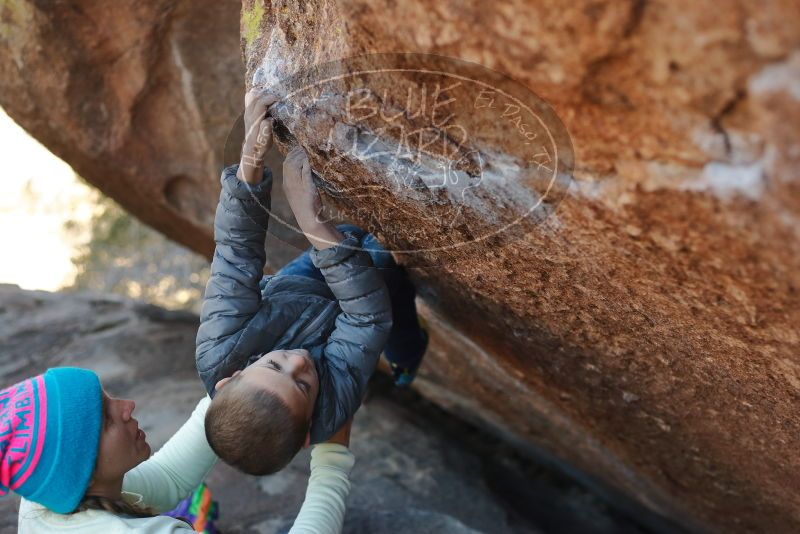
241, 1, 800, 532
2, 0, 799, 531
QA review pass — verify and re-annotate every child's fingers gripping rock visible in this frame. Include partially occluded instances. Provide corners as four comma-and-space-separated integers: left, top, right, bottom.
283, 147, 323, 228
244, 87, 280, 113
282, 147, 311, 197
243, 88, 280, 141
238, 89, 279, 184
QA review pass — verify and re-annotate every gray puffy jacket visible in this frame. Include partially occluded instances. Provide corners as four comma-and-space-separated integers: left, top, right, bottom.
195, 164, 392, 443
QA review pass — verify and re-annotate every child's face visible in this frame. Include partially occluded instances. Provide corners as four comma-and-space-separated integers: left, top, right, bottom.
236, 349, 320, 422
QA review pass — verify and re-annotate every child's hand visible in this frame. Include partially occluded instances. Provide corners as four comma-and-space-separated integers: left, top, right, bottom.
283, 146, 322, 221
238, 87, 280, 184
283, 146, 344, 249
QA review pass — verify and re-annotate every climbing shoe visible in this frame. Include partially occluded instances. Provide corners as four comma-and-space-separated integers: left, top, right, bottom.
390, 328, 428, 387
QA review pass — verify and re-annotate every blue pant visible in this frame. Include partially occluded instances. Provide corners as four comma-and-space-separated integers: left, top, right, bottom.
276, 225, 426, 367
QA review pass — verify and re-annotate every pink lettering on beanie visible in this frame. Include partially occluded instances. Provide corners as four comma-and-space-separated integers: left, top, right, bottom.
0, 375, 48, 494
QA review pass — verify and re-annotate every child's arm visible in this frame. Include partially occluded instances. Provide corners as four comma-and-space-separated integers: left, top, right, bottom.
289, 421, 355, 534
122, 397, 217, 513
283, 149, 392, 442
195, 88, 279, 393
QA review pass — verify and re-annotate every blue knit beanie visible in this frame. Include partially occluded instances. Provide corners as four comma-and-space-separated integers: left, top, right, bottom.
0, 367, 102, 514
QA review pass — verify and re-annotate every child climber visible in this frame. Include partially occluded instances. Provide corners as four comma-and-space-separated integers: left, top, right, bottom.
196, 88, 428, 476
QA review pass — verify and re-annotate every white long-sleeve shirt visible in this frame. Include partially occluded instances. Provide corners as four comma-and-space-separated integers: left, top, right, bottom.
17, 396, 355, 533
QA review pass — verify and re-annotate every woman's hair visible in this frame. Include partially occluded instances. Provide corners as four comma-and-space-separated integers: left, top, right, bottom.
74, 495, 193, 527
73, 495, 155, 518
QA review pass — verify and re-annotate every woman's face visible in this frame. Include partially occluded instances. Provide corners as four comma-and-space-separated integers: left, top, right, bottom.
91, 390, 151, 485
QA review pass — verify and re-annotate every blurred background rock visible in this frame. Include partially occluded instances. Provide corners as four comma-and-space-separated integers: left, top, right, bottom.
63, 187, 210, 312
0, 107, 210, 312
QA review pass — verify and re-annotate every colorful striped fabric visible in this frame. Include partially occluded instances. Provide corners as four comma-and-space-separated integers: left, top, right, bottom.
162, 483, 219, 533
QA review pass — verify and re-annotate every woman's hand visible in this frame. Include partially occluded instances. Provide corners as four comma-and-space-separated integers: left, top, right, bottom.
283, 146, 344, 249
238, 87, 280, 184
325, 418, 352, 447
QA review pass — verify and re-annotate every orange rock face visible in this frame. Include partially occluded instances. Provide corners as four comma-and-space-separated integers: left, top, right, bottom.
2, 0, 799, 531
244, 1, 800, 531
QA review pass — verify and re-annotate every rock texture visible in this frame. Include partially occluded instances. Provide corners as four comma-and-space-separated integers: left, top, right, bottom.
239, 3, 800, 532
0, 0, 243, 257
2, 0, 800, 531
0, 284, 662, 533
